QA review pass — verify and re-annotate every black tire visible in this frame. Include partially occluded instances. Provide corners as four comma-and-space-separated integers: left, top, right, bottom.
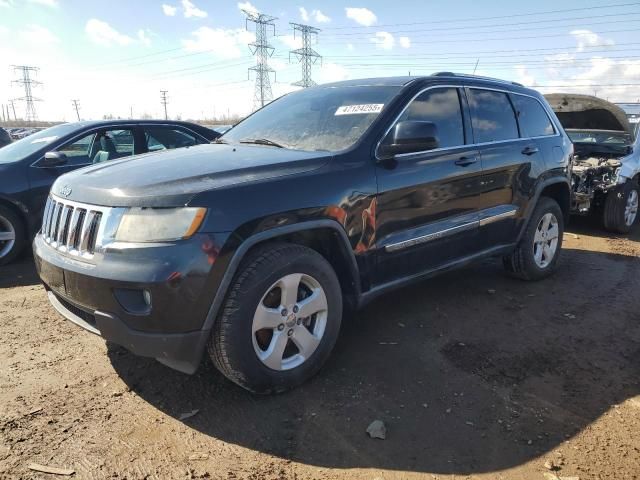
503, 197, 564, 281
603, 180, 639, 234
0, 204, 26, 266
208, 243, 343, 394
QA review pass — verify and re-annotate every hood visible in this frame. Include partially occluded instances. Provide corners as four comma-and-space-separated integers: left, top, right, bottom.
51, 144, 332, 207
544, 93, 633, 135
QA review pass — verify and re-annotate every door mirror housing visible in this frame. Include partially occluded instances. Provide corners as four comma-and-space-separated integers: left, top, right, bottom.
41, 151, 68, 167
378, 121, 440, 159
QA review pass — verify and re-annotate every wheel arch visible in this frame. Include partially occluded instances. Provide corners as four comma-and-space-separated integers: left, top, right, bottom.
516, 178, 570, 243
201, 220, 361, 331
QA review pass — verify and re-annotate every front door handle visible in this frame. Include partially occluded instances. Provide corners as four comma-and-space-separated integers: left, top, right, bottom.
522, 146, 539, 156
455, 156, 477, 167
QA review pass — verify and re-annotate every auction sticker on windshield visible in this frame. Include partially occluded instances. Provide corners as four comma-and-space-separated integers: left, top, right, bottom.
335, 104, 384, 115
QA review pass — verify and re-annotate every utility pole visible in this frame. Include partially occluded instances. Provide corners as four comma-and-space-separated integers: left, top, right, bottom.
12, 65, 41, 122
243, 9, 277, 110
1, 104, 5, 122
8, 99, 17, 121
71, 99, 81, 121
289, 23, 321, 88
160, 90, 168, 120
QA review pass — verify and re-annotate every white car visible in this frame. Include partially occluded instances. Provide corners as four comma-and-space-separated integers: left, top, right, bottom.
546, 94, 640, 233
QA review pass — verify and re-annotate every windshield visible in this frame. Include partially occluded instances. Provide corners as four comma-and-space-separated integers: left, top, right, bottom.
0, 123, 75, 164
566, 129, 631, 147
222, 85, 401, 152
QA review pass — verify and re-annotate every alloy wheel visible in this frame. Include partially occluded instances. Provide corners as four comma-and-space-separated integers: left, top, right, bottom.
624, 189, 638, 227
533, 212, 559, 269
251, 273, 328, 371
0, 214, 16, 259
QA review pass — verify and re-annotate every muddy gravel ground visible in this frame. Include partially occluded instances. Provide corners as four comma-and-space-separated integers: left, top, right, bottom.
1, 218, 639, 480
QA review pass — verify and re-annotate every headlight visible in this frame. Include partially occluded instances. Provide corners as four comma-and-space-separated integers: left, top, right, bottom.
115, 207, 206, 243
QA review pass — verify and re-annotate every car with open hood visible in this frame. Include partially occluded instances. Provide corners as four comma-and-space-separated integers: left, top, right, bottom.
545, 94, 640, 233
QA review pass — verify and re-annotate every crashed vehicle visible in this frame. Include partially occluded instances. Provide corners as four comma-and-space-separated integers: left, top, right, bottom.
546, 94, 640, 233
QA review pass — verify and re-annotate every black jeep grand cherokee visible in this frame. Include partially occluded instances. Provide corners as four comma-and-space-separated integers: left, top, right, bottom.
34, 74, 572, 393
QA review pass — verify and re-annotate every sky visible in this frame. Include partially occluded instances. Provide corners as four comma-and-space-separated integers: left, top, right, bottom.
0, 0, 639, 121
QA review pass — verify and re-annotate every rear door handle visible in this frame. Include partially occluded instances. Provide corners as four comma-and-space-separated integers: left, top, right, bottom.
455, 156, 478, 167
521, 146, 539, 156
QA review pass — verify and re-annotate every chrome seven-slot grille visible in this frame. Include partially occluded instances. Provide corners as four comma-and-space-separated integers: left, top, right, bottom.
41, 196, 104, 256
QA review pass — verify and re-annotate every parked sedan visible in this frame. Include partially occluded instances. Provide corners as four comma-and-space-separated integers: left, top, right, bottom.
0, 128, 11, 148
0, 120, 219, 265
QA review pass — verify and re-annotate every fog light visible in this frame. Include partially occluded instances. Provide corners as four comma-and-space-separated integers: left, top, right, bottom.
142, 289, 152, 307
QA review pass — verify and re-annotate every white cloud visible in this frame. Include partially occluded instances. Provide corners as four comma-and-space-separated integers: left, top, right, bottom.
182, 27, 254, 59
20, 24, 59, 45
399, 36, 410, 49
238, 1, 259, 15
371, 31, 394, 50
313, 10, 331, 23
345, 7, 376, 26
162, 3, 177, 16
85, 19, 133, 47
0, 0, 13, 7
182, 0, 207, 18
138, 29, 152, 47
279, 33, 302, 49
318, 62, 350, 84
570, 29, 615, 52
347, 43, 354, 51
27, 0, 58, 7
299, 6, 309, 22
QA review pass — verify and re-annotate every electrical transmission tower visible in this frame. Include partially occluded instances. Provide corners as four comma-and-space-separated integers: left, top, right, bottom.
160, 90, 168, 119
12, 65, 41, 122
243, 10, 277, 110
289, 23, 321, 88
71, 99, 81, 121
8, 100, 17, 121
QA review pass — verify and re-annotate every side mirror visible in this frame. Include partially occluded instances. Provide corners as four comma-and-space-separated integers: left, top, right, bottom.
41, 151, 68, 167
378, 121, 440, 159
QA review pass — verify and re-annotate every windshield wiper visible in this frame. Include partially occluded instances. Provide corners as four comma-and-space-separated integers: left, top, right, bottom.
239, 138, 285, 148
213, 138, 229, 144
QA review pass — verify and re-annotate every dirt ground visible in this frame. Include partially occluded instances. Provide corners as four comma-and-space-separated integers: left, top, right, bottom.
1, 218, 639, 480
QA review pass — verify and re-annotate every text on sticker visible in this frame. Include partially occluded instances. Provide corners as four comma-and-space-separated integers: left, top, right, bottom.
335, 104, 384, 116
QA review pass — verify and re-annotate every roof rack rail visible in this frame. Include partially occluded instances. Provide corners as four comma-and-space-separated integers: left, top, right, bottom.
432, 72, 524, 87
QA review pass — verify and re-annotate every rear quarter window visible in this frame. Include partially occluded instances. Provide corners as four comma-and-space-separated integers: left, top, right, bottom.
512, 95, 556, 137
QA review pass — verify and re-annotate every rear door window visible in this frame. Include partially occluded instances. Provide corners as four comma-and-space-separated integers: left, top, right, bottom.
396, 87, 465, 149
467, 89, 519, 143
144, 127, 201, 152
512, 95, 556, 137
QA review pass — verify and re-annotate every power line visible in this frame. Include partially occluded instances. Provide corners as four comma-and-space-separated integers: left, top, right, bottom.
289, 23, 322, 88
71, 99, 80, 121
12, 65, 41, 122
243, 9, 277, 110
324, 15, 640, 38
321, 1, 640, 30
160, 90, 169, 120
8, 99, 17, 121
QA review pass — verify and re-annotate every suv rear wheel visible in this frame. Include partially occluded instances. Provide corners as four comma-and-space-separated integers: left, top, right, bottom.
208, 243, 342, 394
603, 180, 639, 234
0, 205, 26, 266
503, 196, 564, 281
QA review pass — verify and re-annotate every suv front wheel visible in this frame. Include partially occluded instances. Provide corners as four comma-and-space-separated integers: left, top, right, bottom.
503, 196, 564, 281
208, 243, 343, 394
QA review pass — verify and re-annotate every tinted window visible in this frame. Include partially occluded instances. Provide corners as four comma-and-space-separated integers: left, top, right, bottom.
144, 127, 200, 152
397, 87, 464, 149
56, 132, 97, 165
512, 95, 555, 137
467, 89, 519, 143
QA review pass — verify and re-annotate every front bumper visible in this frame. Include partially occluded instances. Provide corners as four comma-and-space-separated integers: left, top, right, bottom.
33, 232, 228, 374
